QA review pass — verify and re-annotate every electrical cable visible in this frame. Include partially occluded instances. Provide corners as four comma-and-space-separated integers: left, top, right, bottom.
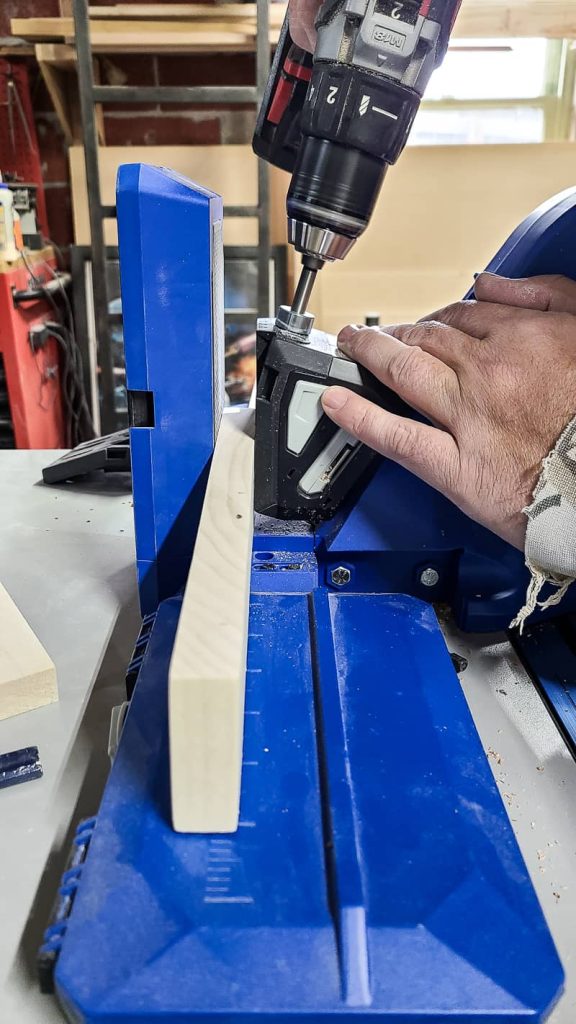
17, 247, 95, 445
36, 254, 95, 437
44, 325, 76, 446
45, 322, 88, 448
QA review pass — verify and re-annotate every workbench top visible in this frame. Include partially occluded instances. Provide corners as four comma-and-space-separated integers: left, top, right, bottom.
0, 450, 139, 1023
0, 450, 574, 1022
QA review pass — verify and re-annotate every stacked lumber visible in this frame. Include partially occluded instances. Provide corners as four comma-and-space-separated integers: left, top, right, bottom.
10, 1, 576, 54
11, 5, 286, 54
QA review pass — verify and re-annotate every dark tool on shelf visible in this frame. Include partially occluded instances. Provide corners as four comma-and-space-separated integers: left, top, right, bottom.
0, 746, 43, 790
42, 430, 131, 484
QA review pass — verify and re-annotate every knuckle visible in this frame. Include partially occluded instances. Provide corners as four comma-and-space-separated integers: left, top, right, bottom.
350, 403, 375, 440
347, 327, 379, 359
388, 344, 423, 389
549, 274, 571, 289
429, 301, 476, 327
399, 324, 428, 344
409, 319, 453, 346
384, 420, 418, 460
443, 452, 460, 494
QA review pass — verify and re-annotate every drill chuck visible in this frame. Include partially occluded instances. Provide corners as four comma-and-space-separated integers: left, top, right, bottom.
287, 137, 387, 262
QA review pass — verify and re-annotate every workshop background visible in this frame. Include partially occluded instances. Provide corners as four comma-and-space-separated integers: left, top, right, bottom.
1, 1, 576, 444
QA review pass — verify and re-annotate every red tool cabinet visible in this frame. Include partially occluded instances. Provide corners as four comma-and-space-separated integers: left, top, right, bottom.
0, 250, 65, 449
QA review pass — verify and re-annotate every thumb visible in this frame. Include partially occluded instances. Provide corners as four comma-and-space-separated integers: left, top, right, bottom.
321, 387, 459, 496
475, 272, 576, 314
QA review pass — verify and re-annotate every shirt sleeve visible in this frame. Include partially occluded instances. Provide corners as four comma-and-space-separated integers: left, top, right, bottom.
511, 415, 576, 632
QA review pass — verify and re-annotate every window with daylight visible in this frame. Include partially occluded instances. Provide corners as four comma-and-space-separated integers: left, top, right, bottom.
409, 38, 576, 145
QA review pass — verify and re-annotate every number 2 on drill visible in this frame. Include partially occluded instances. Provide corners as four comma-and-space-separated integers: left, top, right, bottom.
327, 86, 339, 105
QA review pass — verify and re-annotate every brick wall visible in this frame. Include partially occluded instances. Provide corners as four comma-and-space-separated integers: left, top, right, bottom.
6, 1, 259, 255
100, 53, 256, 147
0, 0, 59, 38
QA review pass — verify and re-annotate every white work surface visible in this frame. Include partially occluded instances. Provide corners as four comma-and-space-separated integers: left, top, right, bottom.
1, 451, 575, 1023
0, 451, 140, 1023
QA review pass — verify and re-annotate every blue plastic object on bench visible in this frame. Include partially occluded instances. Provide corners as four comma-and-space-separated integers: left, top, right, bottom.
55, 593, 562, 1022
50, 170, 576, 1022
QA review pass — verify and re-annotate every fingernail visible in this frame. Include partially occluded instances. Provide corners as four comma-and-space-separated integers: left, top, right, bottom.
338, 324, 361, 348
322, 387, 349, 412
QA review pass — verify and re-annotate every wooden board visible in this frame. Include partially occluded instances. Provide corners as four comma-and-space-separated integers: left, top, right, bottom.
0, 581, 58, 722
36, 50, 104, 145
34, 42, 77, 70
69, 144, 289, 247
88, 5, 286, 25
0, 245, 54, 275
454, 0, 576, 37
12, 3, 576, 46
11, 17, 278, 52
169, 410, 254, 834
305, 141, 576, 335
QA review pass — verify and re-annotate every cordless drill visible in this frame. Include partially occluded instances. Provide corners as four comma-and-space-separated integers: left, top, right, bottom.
253, 1, 461, 522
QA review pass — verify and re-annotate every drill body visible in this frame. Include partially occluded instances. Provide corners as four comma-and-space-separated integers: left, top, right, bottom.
253, 1, 461, 523
255, 0, 462, 283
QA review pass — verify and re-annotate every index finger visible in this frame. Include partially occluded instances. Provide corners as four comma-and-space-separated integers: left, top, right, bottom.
420, 299, 527, 339
475, 272, 576, 314
321, 387, 460, 498
338, 325, 459, 428
289, 0, 322, 51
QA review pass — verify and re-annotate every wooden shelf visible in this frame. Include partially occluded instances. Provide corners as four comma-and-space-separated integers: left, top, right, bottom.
11, 1, 576, 53
15, 0, 576, 144
11, 7, 286, 53
87, 4, 283, 20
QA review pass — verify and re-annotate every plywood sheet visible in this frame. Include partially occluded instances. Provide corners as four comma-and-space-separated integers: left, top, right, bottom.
69, 144, 288, 247
307, 142, 576, 334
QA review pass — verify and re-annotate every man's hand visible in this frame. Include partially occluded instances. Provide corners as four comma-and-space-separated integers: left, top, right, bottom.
321, 275, 576, 550
289, 0, 322, 51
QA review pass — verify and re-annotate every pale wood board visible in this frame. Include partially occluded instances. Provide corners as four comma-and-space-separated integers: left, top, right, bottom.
12, 18, 278, 52
453, 0, 576, 37
37, 58, 75, 145
0, 581, 58, 722
38, 49, 104, 144
69, 144, 289, 247
34, 42, 77, 70
12, 3, 576, 45
298, 141, 576, 334
88, 5, 285, 24
0, 245, 54, 275
169, 410, 254, 834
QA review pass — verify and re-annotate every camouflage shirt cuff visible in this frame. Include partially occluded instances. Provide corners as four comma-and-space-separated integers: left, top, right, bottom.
511, 415, 576, 631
